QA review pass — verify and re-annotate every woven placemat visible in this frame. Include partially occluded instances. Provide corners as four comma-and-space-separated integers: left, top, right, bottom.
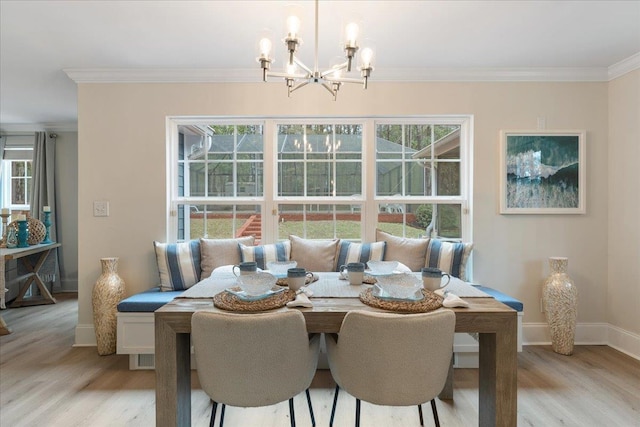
359, 288, 444, 313
214, 287, 296, 312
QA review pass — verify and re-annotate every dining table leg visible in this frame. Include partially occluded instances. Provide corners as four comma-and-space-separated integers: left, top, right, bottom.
156, 315, 192, 427
478, 315, 517, 427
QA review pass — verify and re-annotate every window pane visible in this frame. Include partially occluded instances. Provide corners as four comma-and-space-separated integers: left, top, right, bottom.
182, 204, 261, 240
435, 161, 461, 196
11, 161, 25, 177
406, 161, 430, 196
376, 161, 402, 196
306, 162, 332, 196
278, 204, 361, 240
188, 163, 206, 197
278, 163, 304, 196
376, 203, 461, 239
335, 162, 362, 197
11, 179, 25, 204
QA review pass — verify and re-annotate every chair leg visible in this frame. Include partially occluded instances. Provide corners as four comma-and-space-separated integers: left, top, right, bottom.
305, 389, 316, 427
219, 403, 226, 427
417, 403, 424, 426
289, 397, 296, 427
329, 385, 340, 427
355, 398, 361, 427
209, 401, 218, 427
430, 399, 440, 427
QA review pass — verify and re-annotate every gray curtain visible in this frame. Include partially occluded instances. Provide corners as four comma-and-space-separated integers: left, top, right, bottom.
29, 132, 60, 287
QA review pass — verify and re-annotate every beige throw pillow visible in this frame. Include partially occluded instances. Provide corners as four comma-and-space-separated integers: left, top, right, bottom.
375, 229, 430, 272
200, 236, 255, 279
289, 235, 340, 272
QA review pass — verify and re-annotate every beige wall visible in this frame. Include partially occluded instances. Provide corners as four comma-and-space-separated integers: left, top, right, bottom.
608, 70, 640, 339
77, 80, 614, 346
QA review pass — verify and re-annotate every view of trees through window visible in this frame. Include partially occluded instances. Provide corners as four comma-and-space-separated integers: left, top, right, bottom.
171, 119, 469, 243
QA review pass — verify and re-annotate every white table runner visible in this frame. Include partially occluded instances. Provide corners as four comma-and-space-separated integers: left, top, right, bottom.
178, 271, 490, 299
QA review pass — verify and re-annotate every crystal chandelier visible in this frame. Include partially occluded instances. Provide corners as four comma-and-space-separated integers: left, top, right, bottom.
257, 0, 374, 100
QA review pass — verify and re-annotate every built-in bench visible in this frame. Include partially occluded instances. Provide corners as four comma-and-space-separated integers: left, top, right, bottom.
116, 283, 523, 370
116, 287, 181, 369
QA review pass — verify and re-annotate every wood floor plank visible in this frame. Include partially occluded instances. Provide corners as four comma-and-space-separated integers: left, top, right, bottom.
1, 294, 639, 426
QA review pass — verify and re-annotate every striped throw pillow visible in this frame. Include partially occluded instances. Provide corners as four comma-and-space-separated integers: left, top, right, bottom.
240, 241, 291, 270
154, 240, 202, 291
335, 241, 386, 271
425, 239, 473, 281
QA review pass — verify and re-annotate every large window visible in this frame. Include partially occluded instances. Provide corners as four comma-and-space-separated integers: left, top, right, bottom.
169, 117, 471, 245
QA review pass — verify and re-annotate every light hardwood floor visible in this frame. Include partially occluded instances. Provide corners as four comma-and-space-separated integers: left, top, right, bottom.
1, 294, 639, 427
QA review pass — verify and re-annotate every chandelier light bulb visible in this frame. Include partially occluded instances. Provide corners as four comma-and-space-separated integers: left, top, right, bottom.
345, 22, 359, 46
286, 15, 301, 38
286, 62, 297, 75
259, 38, 272, 57
360, 47, 374, 67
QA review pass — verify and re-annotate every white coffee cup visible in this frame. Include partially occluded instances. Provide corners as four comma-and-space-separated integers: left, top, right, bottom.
339, 262, 365, 286
421, 267, 451, 291
287, 268, 313, 292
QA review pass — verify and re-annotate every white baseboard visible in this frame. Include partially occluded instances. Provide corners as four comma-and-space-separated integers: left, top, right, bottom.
74, 323, 97, 347
607, 324, 640, 360
522, 322, 639, 360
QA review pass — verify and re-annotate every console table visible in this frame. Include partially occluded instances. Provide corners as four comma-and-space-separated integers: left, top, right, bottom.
0, 243, 61, 335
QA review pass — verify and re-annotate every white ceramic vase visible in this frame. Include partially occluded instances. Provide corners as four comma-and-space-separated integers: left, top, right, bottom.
92, 257, 125, 356
542, 257, 578, 355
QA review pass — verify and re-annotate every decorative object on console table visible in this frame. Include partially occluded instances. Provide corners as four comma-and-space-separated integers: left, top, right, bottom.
25, 213, 46, 245
0, 210, 10, 248
542, 257, 578, 355
16, 215, 29, 248
92, 257, 125, 356
41, 206, 53, 244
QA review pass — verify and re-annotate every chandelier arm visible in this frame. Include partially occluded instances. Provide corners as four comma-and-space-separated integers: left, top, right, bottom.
293, 57, 314, 76
323, 76, 365, 84
290, 80, 311, 93
319, 62, 348, 78
267, 70, 308, 79
321, 81, 337, 96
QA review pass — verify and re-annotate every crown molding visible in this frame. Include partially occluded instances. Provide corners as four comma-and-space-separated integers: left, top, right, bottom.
608, 52, 640, 81
64, 68, 257, 83
374, 67, 608, 82
65, 66, 613, 84
0, 123, 78, 133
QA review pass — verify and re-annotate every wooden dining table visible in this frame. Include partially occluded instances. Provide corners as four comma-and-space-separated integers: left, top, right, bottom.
155, 288, 517, 427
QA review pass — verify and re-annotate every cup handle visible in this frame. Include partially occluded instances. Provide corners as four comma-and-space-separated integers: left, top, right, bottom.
232, 265, 240, 277
441, 273, 451, 288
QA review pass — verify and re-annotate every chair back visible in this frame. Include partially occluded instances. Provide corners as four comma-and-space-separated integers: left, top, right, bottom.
192, 310, 320, 407
326, 309, 455, 406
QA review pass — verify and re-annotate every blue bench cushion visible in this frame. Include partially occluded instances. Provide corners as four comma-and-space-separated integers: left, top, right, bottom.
117, 287, 182, 312
473, 285, 523, 312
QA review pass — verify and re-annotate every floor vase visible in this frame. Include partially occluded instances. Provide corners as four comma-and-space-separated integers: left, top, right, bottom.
92, 257, 125, 355
543, 257, 578, 355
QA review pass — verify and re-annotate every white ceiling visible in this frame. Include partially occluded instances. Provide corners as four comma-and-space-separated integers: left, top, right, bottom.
1, 0, 639, 129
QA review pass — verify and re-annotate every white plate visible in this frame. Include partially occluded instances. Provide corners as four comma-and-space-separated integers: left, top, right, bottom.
225, 286, 286, 302
372, 284, 424, 302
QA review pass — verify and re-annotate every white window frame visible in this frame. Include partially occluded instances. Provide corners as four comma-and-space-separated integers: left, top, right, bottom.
167, 116, 473, 246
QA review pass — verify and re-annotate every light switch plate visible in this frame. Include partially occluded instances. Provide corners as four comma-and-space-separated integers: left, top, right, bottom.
94, 201, 109, 217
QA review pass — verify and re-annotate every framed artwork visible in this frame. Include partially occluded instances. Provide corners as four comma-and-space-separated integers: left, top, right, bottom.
499, 130, 586, 214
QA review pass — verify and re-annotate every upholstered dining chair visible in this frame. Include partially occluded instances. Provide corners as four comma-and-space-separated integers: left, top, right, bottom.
191, 310, 321, 427
326, 309, 456, 427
